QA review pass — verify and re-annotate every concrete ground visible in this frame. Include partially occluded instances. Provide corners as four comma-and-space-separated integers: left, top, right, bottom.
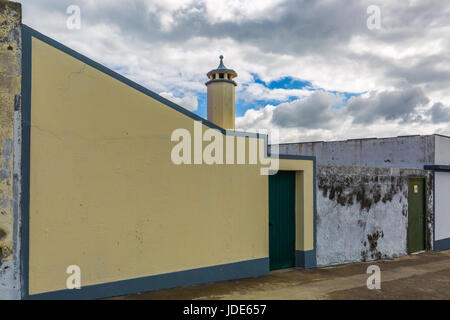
109, 250, 450, 300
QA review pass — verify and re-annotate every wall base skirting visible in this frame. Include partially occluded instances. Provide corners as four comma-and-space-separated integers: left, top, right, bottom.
434, 237, 450, 251
26, 257, 269, 300
295, 250, 317, 268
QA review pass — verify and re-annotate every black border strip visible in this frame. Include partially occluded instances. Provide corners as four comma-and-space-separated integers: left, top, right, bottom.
20, 24, 317, 299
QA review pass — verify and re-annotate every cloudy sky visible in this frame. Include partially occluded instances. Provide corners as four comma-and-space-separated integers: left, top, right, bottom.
21, 0, 450, 142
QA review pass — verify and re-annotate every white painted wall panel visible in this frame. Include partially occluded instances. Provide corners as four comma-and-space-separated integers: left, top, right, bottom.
435, 135, 450, 165
277, 135, 436, 169
435, 172, 450, 240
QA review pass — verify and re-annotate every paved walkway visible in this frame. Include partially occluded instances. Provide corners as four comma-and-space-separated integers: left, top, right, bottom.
109, 250, 450, 300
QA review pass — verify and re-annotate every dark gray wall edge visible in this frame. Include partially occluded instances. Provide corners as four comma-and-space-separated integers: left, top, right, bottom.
424, 165, 450, 172
20, 21, 32, 300
434, 238, 450, 251
27, 257, 269, 300
295, 250, 317, 269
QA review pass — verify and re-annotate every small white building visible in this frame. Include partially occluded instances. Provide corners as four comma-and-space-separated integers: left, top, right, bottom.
273, 134, 450, 266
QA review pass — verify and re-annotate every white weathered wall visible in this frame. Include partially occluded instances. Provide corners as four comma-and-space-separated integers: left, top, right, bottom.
435, 135, 450, 165
315, 166, 433, 267
277, 135, 437, 169
435, 172, 450, 241
272, 135, 442, 265
0, 1, 22, 300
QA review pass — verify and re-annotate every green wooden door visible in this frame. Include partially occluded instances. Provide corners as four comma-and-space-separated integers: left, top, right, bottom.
407, 178, 425, 253
269, 171, 296, 270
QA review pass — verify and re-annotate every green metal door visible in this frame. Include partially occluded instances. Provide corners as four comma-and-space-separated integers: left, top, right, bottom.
407, 178, 425, 253
269, 171, 296, 270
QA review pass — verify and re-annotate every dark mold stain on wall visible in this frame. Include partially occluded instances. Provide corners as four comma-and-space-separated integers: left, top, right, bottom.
0, 228, 7, 266
0, 228, 6, 241
317, 166, 434, 263
360, 231, 385, 261
318, 167, 405, 212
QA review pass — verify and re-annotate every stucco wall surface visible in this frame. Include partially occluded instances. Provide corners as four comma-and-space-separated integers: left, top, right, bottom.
435, 172, 450, 241
278, 135, 437, 169
0, 1, 21, 300
434, 135, 450, 165
315, 166, 433, 267
26, 35, 315, 296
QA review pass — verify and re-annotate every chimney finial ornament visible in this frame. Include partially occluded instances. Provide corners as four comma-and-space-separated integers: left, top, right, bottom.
218, 55, 225, 69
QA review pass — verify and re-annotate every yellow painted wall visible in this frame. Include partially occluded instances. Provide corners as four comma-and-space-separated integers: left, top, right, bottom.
28, 36, 315, 295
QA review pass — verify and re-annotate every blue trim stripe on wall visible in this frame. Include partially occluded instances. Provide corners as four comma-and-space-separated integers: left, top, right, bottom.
434, 237, 450, 251
20, 25, 317, 299
296, 250, 316, 269
20, 23, 32, 300
28, 258, 269, 300
424, 165, 450, 172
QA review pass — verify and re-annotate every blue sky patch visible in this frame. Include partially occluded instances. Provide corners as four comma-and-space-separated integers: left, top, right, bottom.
192, 74, 364, 119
